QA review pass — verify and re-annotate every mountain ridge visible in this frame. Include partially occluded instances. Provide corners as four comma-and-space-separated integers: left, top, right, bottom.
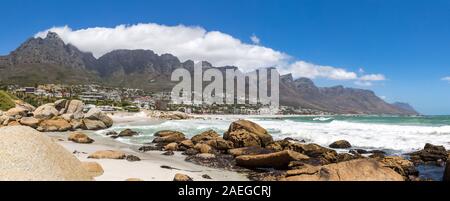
0, 32, 418, 115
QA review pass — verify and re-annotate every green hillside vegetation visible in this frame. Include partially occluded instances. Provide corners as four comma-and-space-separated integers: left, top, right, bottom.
0, 90, 17, 111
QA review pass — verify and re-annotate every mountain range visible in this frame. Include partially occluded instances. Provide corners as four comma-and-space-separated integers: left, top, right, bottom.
0, 32, 418, 115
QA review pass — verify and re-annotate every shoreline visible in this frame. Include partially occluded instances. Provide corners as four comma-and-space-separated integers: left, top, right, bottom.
47, 131, 248, 181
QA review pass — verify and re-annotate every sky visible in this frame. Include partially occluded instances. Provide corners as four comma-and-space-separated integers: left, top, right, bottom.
0, 0, 449, 114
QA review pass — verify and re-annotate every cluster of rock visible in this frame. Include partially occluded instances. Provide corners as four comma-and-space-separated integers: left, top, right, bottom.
146, 110, 192, 120
138, 119, 429, 181
0, 99, 113, 132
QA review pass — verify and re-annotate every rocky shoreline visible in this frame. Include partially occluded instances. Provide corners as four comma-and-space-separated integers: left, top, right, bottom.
134, 119, 450, 181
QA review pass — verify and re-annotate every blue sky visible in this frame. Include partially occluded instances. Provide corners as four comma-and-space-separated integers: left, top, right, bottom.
1, 0, 449, 114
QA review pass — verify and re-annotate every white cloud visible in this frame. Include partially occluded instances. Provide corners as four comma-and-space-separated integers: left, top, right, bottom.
442, 77, 450, 82
359, 74, 386, 81
250, 34, 260, 45
35, 23, 386, 85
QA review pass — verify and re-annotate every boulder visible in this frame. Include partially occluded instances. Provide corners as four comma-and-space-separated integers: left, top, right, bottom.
191, 130, 220, 144
164, 142, 179, 151
68, 132, 94, 144
118, 129, 139, 137
205, 138, 234, 150
408, 143, 448, 164
126, 178, 144, 181
380, 156, 418, 179
126, 155, 141, 162
70, 119, 84, 130
54, 99, 68, 112
153, 130, 186, 143
444, 161, 450, 181
14, 100, 35, 112
88, 150, 126, 159
6, 107, 28, 117
65, 100, 84, 115
82, 119, 107, 130
81, 162, 104, 177
223, 120, 273, 148
18, 117, 40, 128
7, 121, 20, 126
179, 140, 194, 150
236, 150, 310, 169
33, 104, 59, 120
173, 173, 193, 181
228, 146, 274, 157
194, 143, 214, 154
37, 119, 72, 132
282, 159, 404, 181
287, 143, 338, 164
0, 126, 93, 181
84, 108, 113, 127
329, 140, 352, 149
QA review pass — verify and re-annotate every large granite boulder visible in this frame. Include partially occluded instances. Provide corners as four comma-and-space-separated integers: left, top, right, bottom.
152, 130, 186, 143
0, 126, 93, 181
37, 119, 72, 132
329, 140, 352, 149
84, 108, 113, 128
380, 156, 418, 179
223, 120, 273, 148
33, 103, 59, 120
191, 130, 220, 144
68, 132, 94, 144
5, 107, 28, 117
205, 138, 234, 150
287, 143, 338, 164
19, 117, 40, 128
88, 150, 126, 159
236, 150, 309, 169
228, 146, 274, 157
282, 159, 404, 181
82, 119, 107, 130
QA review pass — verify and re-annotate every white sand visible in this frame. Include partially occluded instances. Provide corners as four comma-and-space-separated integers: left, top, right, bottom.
48, 132, 248, 181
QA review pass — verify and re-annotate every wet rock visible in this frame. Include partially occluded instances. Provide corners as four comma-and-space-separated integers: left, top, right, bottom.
194, 143, 214, 154
105, 131, 118, 136
173, 173, 193, 181
191, 130, 220, 144
287, 143, 338, 164
126, 155, 141, 162
178, 140, 194, 151
329, 140, 352, 149
183, 148, 199, 156
444, 161, 450, 181
282, 159, 404, 181
118, 129, 139, 137
202, 174, 212, 179
185, 154, 236, 170
162, 151, 175, 156
205, 138, 234, 150
379, 156, 418, 180
153, 130, 186, 143
164, 142, 179, 151
235, 150, 309, 169
68, 132, 94, 144
223, 120, 273, 148
349, 149, 369, 155
138, 145, 161, 152
337, 153, 360, 162
228, 146, 274, 157
408, 143, 448, 165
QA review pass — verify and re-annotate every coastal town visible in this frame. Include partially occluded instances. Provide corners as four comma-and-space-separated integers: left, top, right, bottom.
2, 84, 330, 115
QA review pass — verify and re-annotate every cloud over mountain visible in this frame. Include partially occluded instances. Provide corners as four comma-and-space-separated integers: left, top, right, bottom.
35, 23, 385, 85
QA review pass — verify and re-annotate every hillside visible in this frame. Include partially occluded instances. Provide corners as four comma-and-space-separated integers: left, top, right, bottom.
0, 90, 17, 111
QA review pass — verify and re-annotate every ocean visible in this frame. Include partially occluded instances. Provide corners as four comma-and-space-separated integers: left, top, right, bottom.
97, 114, 450, 180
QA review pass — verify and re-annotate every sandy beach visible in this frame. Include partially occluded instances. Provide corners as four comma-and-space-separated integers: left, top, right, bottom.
47, 130, 248, 181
